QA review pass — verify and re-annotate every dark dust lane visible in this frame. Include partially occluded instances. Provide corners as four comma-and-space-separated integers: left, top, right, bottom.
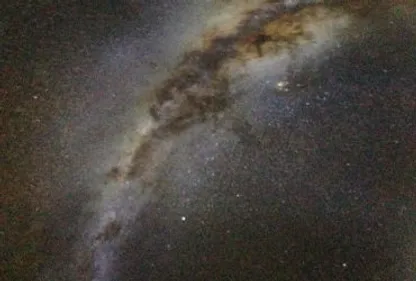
114, 3, 416, 281
121, 1, 358, 180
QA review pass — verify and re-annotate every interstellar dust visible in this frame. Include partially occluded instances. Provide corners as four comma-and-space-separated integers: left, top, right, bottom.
110, 1, 371, 184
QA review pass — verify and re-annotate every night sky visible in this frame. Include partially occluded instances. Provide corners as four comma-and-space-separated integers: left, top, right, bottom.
2, 1, 415, 281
